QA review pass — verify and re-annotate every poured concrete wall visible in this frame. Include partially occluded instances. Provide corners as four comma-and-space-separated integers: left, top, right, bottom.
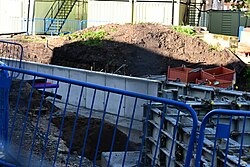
20, 61, 160, 120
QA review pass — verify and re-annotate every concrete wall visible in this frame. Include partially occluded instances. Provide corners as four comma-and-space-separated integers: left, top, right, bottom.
19, 61, 160, 120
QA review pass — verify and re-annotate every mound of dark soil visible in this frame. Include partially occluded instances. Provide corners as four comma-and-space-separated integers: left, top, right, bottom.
51, 24, 241, 76
9, 23, 246, 88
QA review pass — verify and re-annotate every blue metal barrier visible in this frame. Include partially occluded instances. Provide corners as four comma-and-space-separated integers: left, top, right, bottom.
0, 62, 11, 166
0, 63, 10, 145
195, 109, 250, 167
0, 40, 23, 76
0, 66, 198, 167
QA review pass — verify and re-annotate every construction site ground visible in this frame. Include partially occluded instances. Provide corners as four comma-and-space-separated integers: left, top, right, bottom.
4, 23, 247, 89
2, 23, 250, 166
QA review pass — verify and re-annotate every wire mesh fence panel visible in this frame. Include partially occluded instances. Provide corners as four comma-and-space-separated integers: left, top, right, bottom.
0, 66, 198, 167
0, 40, 23, 78
196, 109, 250, 167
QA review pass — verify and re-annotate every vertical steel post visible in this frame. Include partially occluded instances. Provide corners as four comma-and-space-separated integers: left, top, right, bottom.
0, 62, 10, 150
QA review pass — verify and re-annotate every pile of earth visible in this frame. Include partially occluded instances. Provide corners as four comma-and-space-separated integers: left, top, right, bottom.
2, 23, 249, 165
9, 23, 246, 87
51, 24, 242, 77
3, 23, 246, 90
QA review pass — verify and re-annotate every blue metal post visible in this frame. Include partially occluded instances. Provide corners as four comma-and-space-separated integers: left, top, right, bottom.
0, 62, 11, 150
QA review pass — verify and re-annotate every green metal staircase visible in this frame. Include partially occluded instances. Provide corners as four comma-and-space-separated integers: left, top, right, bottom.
44, 0, 77, 34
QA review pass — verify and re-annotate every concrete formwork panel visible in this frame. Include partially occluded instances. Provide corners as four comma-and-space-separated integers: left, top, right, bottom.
106, 75, 126, 116
18, 60, 159, 121
86, 72, 106, 111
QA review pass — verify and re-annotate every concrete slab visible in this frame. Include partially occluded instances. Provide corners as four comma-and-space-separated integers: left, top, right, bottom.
101, 151, 140, 167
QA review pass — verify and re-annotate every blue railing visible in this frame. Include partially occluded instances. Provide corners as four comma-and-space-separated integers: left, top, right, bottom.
0, 40, 23, 68
0, 65, 198, 166
33, 18, 110, 34
0, 40, 23, 78
2, 41, 250, 166
196, 109, 250, 167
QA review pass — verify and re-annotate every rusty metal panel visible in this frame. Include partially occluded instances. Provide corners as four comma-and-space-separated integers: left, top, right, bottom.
87, 0, 132, 27
204, 66, 235, 81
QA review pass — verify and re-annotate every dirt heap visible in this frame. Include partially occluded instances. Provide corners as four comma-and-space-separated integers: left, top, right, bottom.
11, 23, 242, 77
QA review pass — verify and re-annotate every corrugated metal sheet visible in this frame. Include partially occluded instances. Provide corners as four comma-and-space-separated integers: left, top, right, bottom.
133, 1, 180, 25
0, 0, 27, 34
87, 1, 132, 27
221, 13, 232, 35
208, 10, 250, 36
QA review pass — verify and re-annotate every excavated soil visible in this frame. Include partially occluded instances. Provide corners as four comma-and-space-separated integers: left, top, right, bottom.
1, 23, 249, 165
11, 23, 243, 75
52, 115, 138, 161
8, 80, 136, 166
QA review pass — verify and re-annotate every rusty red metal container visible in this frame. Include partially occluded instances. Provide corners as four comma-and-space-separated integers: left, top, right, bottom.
204, 66, 235, 81
167, 66, 201, 83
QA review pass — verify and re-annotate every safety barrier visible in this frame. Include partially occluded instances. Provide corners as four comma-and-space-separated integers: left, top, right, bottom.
0, 66, 198, 166
195, 109, 250, 167
34, 18, 100, 34
0, 40, 23, 78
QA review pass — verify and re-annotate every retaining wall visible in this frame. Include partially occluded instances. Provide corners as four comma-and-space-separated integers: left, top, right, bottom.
20, 60, 160, 120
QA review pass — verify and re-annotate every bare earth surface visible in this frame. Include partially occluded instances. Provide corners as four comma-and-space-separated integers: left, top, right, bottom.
10, 23, 243, 77
1, 23, 249, 166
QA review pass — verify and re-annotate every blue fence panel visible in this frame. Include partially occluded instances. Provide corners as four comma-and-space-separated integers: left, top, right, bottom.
0, 40, 23, 70
34, 18, 114, 34
0, 64, 10, 151
41, 18, 82, 34
0, 66, 198, 167
33, 18, 45, 34
0, 41, 23, 79
61, 19, 82, 34
196, 109, 250, 167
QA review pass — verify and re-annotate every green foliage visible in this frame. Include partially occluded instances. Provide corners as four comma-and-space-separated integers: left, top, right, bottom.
244, 67, 250, 87
244, 67, 250, 78
64, 30, 108, 46
246, 0, 250, 17
172, 26, 196, 36
81, 39, 103, 46
110, 28, 117, 32
64, 30, 107, 40
81, 30, 107, 40
209, 45, 219, 51
230, 0, 250, 17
